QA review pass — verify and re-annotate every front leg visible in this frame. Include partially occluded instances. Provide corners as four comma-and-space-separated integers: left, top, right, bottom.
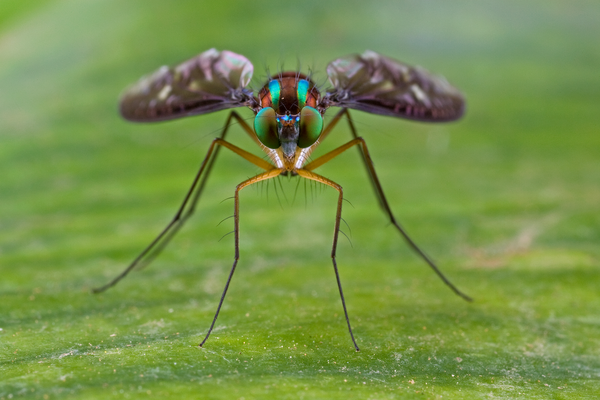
296, 169, 360, 352
199, 168, 283, 347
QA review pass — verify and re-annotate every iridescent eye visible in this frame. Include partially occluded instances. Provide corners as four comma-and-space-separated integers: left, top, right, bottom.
298, 106, 323, 148
254, 107, 280, 149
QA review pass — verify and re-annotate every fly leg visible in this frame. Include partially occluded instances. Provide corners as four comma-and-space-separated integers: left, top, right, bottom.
304, 122, 472, 302
93, 112, 273, 293
199, 168, 283, 347
296, 169, 360, 352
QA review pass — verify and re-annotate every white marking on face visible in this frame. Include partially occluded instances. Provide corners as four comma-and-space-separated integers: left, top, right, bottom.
267, 148, 284, 169
295, 148, 312, 169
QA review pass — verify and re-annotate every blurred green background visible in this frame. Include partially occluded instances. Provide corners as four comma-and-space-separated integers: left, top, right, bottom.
1, 0, 599, 398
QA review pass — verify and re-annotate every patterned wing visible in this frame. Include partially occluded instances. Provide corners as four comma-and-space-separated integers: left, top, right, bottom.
120, 49, 256, 122
323, 50, 465, 122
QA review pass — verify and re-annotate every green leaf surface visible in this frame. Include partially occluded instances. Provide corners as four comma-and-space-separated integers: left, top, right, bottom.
1, 0, 599, 398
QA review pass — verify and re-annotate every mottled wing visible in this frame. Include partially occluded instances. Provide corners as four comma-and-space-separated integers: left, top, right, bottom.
323, 50, 465, 122
120, 49, 256, 122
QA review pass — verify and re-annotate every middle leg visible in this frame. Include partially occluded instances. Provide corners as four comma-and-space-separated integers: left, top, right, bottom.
304, 128, 472, 302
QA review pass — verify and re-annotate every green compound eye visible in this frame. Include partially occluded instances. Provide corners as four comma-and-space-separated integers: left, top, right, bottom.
254, 107, 280, 149
298, 106, 323, 148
